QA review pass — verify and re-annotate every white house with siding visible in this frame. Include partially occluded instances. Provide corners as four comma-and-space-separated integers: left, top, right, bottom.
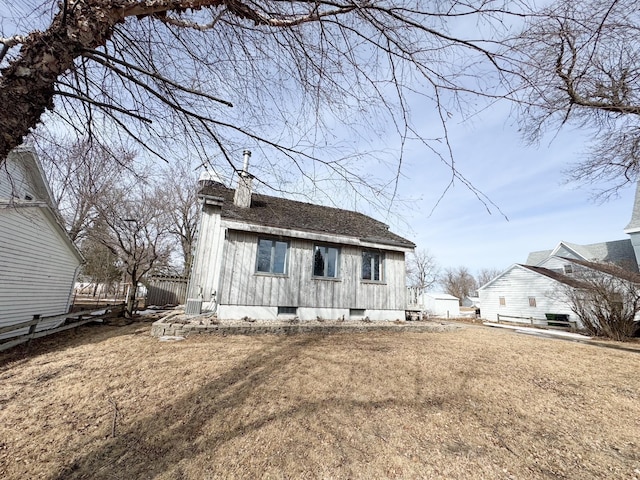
478, 262, 580, 326
479, 183, 640, 328
187, 151, 415, 321
0, 147, 83, 339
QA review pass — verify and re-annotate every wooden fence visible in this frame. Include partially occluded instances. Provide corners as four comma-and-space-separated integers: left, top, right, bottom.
0, 304, 124, 353
496, 313, 577, 330
146, 275, 188, 306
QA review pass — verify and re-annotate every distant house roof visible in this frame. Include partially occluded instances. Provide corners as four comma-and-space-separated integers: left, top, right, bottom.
526, 239, 637, 270
558, 256, 640, 284
518, 264, 586, 289
199, 184, 415, 249
422, 293, 459, 301
625, 182, 640, 233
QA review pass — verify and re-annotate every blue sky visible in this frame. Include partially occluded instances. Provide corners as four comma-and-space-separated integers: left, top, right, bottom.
4, 3, 635, 278
389, 102, 636, 275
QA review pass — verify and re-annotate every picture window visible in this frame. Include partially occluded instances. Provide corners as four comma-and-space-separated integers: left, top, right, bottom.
362, 250, 384, 281
313, 245, 340, 278
256, 238, 289, 274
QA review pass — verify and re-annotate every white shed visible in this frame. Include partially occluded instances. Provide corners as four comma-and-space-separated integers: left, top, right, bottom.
418, 292, 460, 318
0, 148, 83, 339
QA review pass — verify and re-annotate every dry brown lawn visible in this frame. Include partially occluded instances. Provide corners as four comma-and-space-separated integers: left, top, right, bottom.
0, 322, 639, 479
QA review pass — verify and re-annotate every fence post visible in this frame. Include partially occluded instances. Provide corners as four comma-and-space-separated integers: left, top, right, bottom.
26, 315, 40, 349
497, 313, 500, 323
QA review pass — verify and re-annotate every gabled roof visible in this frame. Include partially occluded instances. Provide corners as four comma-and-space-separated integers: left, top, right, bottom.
526, 239, 636, 270
625, 182, 640, 233
199, 184, 415, 249
558, 256, 640, 284
519, 264, 586, 288
4, 147, 55, 205
1, 148, 83, 264
478, 263, 585, 290
422, 293, 459, 301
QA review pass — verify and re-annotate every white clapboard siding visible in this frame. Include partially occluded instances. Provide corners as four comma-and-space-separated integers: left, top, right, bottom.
0, 206, 80, 339
479, 266, 574, 324
0, 150, 49, 201
218, 230, 407, 310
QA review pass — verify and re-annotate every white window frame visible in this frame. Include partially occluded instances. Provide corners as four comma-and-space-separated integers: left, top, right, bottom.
255, 238, 289, 275
313, 245, 340, 278
362, 250, 384, 282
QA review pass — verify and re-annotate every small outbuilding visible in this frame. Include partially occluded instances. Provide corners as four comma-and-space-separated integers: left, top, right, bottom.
418, 292, 460, 318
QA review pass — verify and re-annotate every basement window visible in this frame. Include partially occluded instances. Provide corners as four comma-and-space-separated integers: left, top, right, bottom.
349, 308, 366, 318
277, 306, 297, 315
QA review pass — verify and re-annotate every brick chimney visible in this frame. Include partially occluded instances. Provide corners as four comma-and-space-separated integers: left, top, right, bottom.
233, 150, 253, 208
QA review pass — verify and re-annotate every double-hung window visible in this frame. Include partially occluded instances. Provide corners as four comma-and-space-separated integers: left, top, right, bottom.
256, 238, 288, 274
362, 250, 384, 281
313, 245, 340, 278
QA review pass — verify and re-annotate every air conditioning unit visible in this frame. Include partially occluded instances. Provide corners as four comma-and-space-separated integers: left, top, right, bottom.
184, 298, 203, 316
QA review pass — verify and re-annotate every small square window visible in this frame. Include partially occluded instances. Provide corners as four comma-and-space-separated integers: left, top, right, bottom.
529, 297, 537, 307
362, 250, 384, 281
563, 264, 573, 274
256, 238, 289, 274
499, 296, 506, 306
313, 245, 340, 278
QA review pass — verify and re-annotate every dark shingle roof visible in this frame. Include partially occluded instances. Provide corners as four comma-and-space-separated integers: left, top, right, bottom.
518, 264, 586, 288
558, 257, 640, 284
526, 239, 637, 270
199, 184, 415, 248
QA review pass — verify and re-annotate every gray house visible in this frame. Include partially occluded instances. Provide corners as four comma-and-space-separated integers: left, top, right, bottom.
0, 148, 83, 339
187, 154, 415, 321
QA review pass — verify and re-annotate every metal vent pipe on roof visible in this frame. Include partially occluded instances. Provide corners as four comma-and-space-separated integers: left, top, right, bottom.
242, 150, 251, 172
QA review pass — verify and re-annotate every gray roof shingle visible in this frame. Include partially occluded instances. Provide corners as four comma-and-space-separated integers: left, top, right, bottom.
199, 184, 415, 249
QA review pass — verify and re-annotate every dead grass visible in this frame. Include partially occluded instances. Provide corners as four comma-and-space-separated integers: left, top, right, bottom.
0, 323, 639, 479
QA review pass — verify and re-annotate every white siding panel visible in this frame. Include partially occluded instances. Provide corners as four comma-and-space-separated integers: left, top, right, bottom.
479, 266, 575, 324
0, 207, 80, 338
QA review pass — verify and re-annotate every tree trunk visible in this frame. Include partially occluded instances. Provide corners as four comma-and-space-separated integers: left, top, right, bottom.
0, 3, 119, 160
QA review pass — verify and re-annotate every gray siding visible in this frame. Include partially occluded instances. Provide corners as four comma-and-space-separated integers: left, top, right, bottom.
218, 230, 407, 310
479, 266, 575, 324
0, 207, 80, 338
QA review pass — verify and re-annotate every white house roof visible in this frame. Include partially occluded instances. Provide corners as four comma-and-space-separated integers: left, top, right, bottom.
477, 263, 584, 291
422, 293, 459, 301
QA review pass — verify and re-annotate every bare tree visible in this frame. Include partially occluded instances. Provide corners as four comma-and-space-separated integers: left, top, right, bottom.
0, 1, 524, 210
406, 249, 439, 293
78, 231, 121, 297
476, 267, 502, 288
158, 161, 200, 275
512, 0, 640, 197
440, 266, 477, 304
561, 263, 640, 341
38, 137, 137, 242
93, 184, 173, 318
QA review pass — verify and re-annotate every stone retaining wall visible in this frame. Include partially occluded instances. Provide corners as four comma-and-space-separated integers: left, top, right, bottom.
151, 319, 458, 337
